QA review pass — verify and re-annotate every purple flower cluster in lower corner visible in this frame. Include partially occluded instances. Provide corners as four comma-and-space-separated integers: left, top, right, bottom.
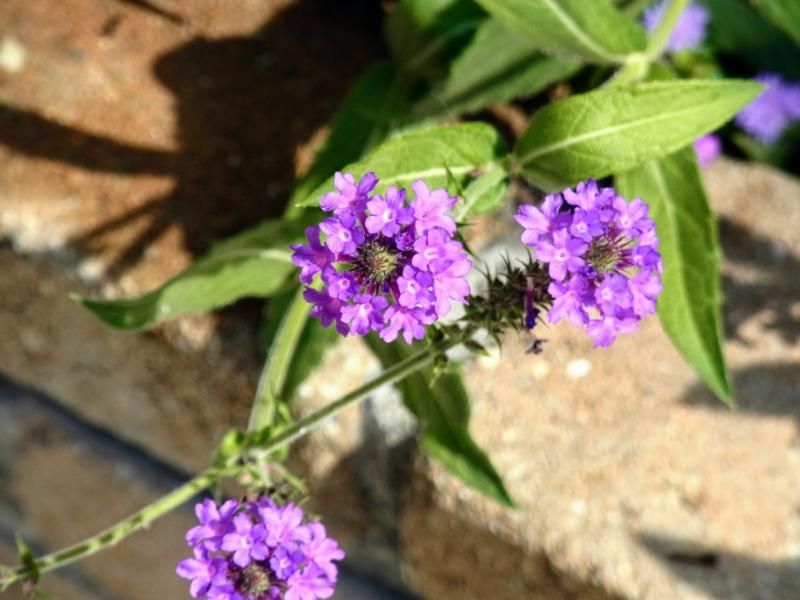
515, 180, 663, 347
291, 172, 471, 344
735, 73, 800, 145
177, 498, 344, 600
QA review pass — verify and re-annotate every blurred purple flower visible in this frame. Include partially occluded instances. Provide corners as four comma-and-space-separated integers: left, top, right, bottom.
735, 73, 800, 145
693, 134, 721, 168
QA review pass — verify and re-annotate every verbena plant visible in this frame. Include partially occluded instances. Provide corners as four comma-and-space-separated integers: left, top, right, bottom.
3, 0, 798, 598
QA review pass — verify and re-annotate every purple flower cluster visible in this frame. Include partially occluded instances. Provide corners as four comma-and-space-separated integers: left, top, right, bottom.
693, 134, 721, 168
177, 498, 344, 600
735, 73, 800, 145
515, 180, 663, 347
643, 0, 709, 52
291, 172, 471, 344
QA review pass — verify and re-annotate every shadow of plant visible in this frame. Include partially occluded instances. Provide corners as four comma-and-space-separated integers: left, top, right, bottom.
719, 216, 800, 346
639, 532, 800, 600
0, 0, 382, 276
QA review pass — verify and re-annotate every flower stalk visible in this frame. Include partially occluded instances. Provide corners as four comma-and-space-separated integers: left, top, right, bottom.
0, 336, 455, 591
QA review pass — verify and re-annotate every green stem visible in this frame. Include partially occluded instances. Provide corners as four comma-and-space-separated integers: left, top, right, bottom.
608, 0, 690, 86
247, 288, 311, 432
1, 340, 450, 590
645, 0, 690, 59
0, 467, 227, 590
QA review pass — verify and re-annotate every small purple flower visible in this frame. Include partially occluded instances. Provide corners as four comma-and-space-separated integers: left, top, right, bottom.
517, 180, 662, 347
534, 229, 587, 282
177, 549, 229, 599
412, 228, 466, 273
411, 180, 457, 235
178, 498, 344, 600
569, 209, 603, 242
304, 289, 348, 336
548, 275, 591, 326
432, 257, 472, 317
320, 171, 377, 215
612, 196, 652, 237
643, 1, 709, 52
587, 311, 639, 348
630, 270, 662, 317
291, 172, 471, 344
380, 305, 430, 344
365, 186, 412, 236
303, 523, 346, 580
595, 273, 633, 315
736, 73, 800, 145
319, 213, 363, 256
290, 227, 334, 285
221, 514, 269, 568
269, 546, 303, 580
514, 194, 564, 245
340, 294, 388, 335
322, 268, 357, 301
186, 499, 239, 551
286, 564, 337, 600
693, 134, 721, 168
396, 266, 434, 309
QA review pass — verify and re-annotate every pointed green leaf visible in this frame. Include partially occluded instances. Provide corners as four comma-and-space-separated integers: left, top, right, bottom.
76, 219, 307, 331
296, 123, 507, 208
365, 335, 513, 506
616, 149, 732, 404
385, 0, 484, 73
454, 162, 509, 220
752, 0, 800, 45
413, 18, 581, 118
515, 79, 762, 191
473, 0, 645, 63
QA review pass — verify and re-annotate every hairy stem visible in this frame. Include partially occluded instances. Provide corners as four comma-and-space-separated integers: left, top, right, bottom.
247, 288, 311, 432
609, 0, 690, 86
1, 339, 450, 590
645, 0, 690, 59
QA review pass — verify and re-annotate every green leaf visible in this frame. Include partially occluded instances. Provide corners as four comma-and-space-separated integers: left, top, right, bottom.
296, 123, 507, 208
473, 0, 645, 64
703, 0, 800, 79
751, 0, 800, 45
454, 162, 509, 220
616, 148, 732, 404
413, 18, 581, 118
15, 535, 38, 584
288, 63, 399, 210
212, 429, 247, 468
515, 79, 762, 191
365, 335, 514, 506
259, 288, 340, 404
76, 218, 307, 331
385, 0, 485, 73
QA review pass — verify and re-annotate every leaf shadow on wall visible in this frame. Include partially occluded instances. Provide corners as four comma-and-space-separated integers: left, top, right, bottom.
638, 532, 800, 600
0, 0, 383, 277
719, 216, 800, 346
